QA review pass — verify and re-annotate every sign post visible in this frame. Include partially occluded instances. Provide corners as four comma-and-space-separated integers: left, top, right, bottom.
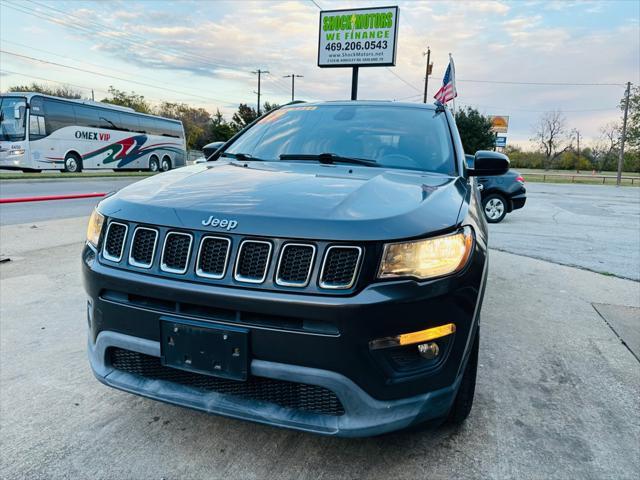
318, 6, 399, 100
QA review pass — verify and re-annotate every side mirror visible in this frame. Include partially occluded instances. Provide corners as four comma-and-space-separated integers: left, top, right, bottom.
202, 141, 225, 159
14, 105, 24, 120
467, 150, 509, 176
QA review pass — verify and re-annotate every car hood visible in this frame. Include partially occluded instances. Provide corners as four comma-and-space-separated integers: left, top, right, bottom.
100, 161, 467, 241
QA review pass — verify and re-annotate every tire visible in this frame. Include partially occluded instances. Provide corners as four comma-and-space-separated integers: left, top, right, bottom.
161, 156, 172, 172
482, 193, 507, 223
447, 328, 479, 425
148, 156, 160, 173
63, 153, 82, 173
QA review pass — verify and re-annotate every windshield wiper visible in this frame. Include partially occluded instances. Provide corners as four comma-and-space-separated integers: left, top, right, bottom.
279, 153, 378, 167
221, 152, 265, 161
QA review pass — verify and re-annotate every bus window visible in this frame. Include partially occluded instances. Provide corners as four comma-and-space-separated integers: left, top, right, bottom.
74, 105, 100, 129
121, 113, 141, 133
138, 116, 154, 135
97, 109, 124, 131
29, 114, 46, 140
42, 98, 76, 135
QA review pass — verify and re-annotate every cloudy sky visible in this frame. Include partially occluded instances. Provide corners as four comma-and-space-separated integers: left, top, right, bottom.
1, 0, 638, 147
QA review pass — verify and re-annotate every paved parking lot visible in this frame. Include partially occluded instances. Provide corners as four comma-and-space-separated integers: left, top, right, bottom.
0, 180, 639, 479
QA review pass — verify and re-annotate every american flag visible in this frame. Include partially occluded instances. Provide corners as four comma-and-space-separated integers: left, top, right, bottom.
434, 55, 457, 104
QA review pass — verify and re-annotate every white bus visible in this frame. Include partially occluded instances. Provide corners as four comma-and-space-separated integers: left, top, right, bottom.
0, 93, 186, 173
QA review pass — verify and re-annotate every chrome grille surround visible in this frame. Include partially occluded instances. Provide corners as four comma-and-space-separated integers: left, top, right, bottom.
275, 243, 316, 287
102, 221, 128, 262
160, 232, 193, 274
195, 236, 231, 279
234, 239, 272, 284
128, 227, 158, 269
319, 246, 363, 290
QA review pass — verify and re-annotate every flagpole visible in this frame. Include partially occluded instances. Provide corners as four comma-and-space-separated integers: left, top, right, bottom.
449, 52, 455, 114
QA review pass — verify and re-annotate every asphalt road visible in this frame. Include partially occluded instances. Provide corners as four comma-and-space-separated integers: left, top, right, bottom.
0, 178, 138, 225
490, 183, 640, 281
0, 218, 638, 479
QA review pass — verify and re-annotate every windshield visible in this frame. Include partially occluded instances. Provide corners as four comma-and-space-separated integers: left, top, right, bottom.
226, 104, 455, 174
0, 96, 27, 142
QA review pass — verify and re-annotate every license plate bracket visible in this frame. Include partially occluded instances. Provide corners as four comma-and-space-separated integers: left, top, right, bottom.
160, 317, 249, 381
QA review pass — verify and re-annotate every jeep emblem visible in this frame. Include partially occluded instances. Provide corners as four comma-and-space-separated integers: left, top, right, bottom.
202, 216, 238, 230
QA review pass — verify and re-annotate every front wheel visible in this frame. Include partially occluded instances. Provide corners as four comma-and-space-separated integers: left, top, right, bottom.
447, 327, 479, 425
148, 156, 160, 173
482, 194, 507, 223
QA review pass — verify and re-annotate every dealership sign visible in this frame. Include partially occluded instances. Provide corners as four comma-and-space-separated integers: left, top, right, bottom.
488, 115, 509, 133
318, 6, 399, 68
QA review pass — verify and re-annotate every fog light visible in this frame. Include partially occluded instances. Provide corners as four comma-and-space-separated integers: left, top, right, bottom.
417, 342, 439, 360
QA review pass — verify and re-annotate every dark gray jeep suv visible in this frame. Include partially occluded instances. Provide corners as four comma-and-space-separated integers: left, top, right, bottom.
82, 101, 508, 437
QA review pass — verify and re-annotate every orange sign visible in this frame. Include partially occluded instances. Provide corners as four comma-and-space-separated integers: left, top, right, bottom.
488, 115, 509, 133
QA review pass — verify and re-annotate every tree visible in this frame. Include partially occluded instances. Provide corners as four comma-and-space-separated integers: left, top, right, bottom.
230, 103, 259, 132
531, 110, 571, 170
8, 82, 83, 99
262, 102, 280, 113
210, 109, 235, 142
454, 107, 496, 154
101, 86, 151, 113
591, 122, 621, 171
156, 102, 212, 149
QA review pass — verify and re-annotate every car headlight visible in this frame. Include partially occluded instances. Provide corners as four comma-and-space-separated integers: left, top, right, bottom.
86, 208, 105, 248
377, 227, 474, 280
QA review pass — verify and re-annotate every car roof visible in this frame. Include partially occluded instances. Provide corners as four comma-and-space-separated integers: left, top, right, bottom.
282, 100, 440, 110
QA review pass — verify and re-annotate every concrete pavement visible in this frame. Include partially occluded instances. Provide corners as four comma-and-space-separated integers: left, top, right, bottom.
0, 217, 638, 480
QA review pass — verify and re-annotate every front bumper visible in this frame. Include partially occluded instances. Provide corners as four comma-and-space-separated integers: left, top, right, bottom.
89, 330, 462, 437
83, 236, 486, 436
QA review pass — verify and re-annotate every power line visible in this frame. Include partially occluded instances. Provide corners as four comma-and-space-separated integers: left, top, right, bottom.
0, 49, 239, 105
283, 74, 304, 101
0, 68, 107, 96
4, 0, 252, 77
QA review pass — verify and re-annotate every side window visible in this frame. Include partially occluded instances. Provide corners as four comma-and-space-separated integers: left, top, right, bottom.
121, 113, 140, 133
42, 99, 76, 135
29, 115, 46, 139
97, 110, 123, 131
138, 116, 155, 135
74, 105, 100, 128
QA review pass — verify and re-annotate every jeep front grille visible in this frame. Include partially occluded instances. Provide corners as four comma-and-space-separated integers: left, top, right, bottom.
110, 348, 345, 416
161, 232, 193, 274
320, 246, 362, 289
196, 236, 231, 279
103, 222, 128, 262
276, 244, 315, 287
129, 227, 158, 268
100, 219, 365, 292
234, 240, 272, 283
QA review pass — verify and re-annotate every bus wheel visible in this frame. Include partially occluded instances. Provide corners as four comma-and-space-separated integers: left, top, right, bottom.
148, 156, 160, 172
161, 156, 172, 172
64, 153, 82, 173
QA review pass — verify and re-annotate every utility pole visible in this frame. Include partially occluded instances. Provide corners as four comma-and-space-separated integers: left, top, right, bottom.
283, 74, 303, 102
617, 81, 631, 186
252, 69, 269, 115
423, 47, 432, 103
91, 90, 94, 101
573, 129, 581, 172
